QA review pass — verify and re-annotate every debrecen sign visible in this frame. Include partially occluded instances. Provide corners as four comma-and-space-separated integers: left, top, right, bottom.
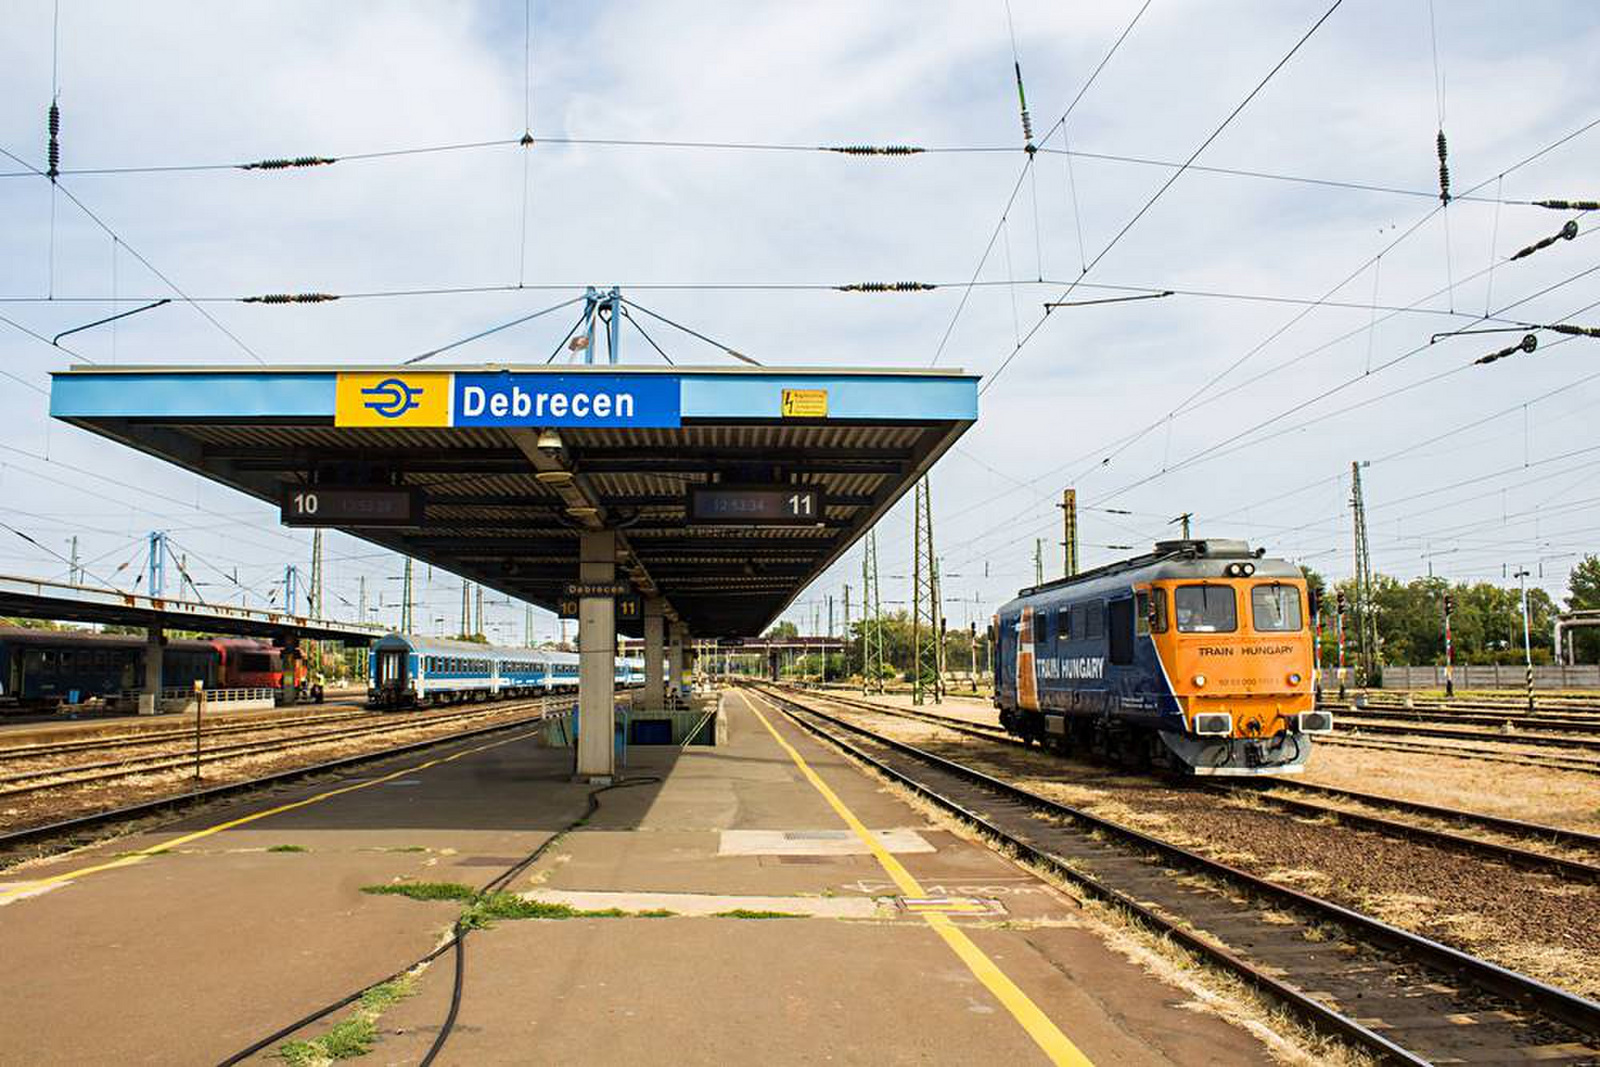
453, 373, 681, 428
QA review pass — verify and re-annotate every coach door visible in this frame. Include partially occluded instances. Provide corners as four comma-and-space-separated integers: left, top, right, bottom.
1017, 607, 1040, 711
377, 648, 408, 687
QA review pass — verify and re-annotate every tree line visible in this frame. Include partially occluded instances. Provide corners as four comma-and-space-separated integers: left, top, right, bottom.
767, 554, 1600, 676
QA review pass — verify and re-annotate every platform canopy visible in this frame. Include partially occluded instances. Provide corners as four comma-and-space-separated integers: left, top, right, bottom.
50, 365, 978, 637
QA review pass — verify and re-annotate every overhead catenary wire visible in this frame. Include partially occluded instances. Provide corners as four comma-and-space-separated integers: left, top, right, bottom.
0, 143, 268, 365
938, 115, 1600, 528
930, 0, 1153, 368
980, 0, 1348, 396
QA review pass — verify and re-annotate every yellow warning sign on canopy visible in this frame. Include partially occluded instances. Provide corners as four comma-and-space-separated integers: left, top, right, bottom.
780, 388, 828, 418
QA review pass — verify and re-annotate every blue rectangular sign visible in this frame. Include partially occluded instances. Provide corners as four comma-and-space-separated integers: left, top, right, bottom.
453, 373, 681, 428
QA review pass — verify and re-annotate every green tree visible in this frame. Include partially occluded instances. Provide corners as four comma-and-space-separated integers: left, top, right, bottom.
764, 620, 799, 640
1567, 555, 1600, 662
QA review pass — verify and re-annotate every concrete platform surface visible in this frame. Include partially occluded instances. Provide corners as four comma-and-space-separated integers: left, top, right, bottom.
0, 690, 1277, 1066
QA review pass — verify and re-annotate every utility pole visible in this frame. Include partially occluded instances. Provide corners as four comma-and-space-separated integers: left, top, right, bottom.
461, 579, 471, 638
67, 536, 81, 585
401, 558, 414, 633
1172, 512, 1193, 539
1442, 591, 1456, 699
1335, 590, 1348, 701
1312, 595, 1323, 704
1033, 539, 1044, 587
842, 584, 852, 679
1515, 567, 1535, 712
862, 532, 885, 694
1059, 488, 1079, 577
1350, 461, 1377, 687
475, 583, 484, 637
309, 529, 324, 618
911, 476, 942, 705
284, 564, 299, 614
824, 594, 834, 683
525, 602, 535, 646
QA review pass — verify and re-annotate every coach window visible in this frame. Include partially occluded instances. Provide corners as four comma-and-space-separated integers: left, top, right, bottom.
1251, 584, 1303, 632
1108, 600, 1135, 665
1175, 585, 1237, 633
1056, 606, 1071, 643
1084, 600, 1105, 640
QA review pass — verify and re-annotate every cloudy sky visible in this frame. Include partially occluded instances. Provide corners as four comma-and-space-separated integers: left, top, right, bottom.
1, 1, 1596, 642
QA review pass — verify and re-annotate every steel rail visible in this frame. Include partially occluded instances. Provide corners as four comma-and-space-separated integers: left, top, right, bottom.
788, 688, 1600, 881
753, 685, 1600, 1059
0, 703, 543, 794
0, 703, 385, 759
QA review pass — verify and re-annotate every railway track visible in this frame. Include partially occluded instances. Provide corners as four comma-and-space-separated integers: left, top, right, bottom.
1315, 732, 1600, 776
751, 685, 1600, 1065
0, 700, 560, 797
0, 704, 388, 760
0, 704, 570, 859
774, 687, 1600, 884
1332, 707, 1600, 734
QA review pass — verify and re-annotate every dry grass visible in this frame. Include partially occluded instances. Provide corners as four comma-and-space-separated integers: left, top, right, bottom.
1301, 743, 1600, 832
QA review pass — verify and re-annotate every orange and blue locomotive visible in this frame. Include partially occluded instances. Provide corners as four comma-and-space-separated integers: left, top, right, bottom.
993, 538, 1330, 775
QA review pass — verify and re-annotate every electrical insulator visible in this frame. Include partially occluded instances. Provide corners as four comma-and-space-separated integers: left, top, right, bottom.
1435, 130, 1450, 203
836, 282, 937, 292
1533, 199, 1600, 211
1474, 333, 1538, 366
46, 102, 60, 180
826, 145, 924, 156
241, 293, 341, 304
1510, 219, 1579, 261
241, 156, 337, 170
1548, 323, 1600, 338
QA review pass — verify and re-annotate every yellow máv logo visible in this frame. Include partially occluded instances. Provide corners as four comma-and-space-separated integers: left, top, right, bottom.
335, 373, 452, 427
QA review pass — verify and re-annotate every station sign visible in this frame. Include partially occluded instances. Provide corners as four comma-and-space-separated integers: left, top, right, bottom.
280, 487, 421, 527
334, 371, 682, 429
563, 580, 633, 597
688, 485, 824, 526
457, 373, 681, 428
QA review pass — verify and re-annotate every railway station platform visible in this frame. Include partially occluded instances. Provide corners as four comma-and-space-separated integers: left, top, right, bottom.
0, 688, 1272, 1065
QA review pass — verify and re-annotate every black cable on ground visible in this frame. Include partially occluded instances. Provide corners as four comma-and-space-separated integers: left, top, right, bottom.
217, 773, 660, 1066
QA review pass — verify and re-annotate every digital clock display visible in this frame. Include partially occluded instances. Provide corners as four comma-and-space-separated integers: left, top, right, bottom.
280, 487, 421, 527
688, 486, 824, 526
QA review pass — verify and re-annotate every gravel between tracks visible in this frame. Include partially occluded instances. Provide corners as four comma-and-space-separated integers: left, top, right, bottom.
820, 700, 1600, 1000
0, 703, 553, 838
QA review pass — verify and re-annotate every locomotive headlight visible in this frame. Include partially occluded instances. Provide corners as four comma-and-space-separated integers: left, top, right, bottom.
1192, 674, 1206, 687
1241, 562, 1255, 576
1288, 672, 1302, 685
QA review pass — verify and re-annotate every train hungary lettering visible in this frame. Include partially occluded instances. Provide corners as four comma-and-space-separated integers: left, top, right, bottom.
1036, 656, 1105, 680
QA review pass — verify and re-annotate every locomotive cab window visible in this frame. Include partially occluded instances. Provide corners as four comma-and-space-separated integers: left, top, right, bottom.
1136, 589, 1169, 634
1175, 584, 1237, 633
1251, 584, 1303, 632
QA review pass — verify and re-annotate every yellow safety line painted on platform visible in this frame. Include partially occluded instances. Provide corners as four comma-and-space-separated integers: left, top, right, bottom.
0, 726, 544, 906
740, 692, 1093, 1067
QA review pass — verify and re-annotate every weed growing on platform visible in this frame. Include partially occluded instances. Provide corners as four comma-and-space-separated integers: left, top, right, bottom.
360, 881, 477, 902
267, 844, 308, 853
636, 909, 677, 917
460, 893, 631, 927
278, 975, 416, 1066
713, 908, 804, 919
